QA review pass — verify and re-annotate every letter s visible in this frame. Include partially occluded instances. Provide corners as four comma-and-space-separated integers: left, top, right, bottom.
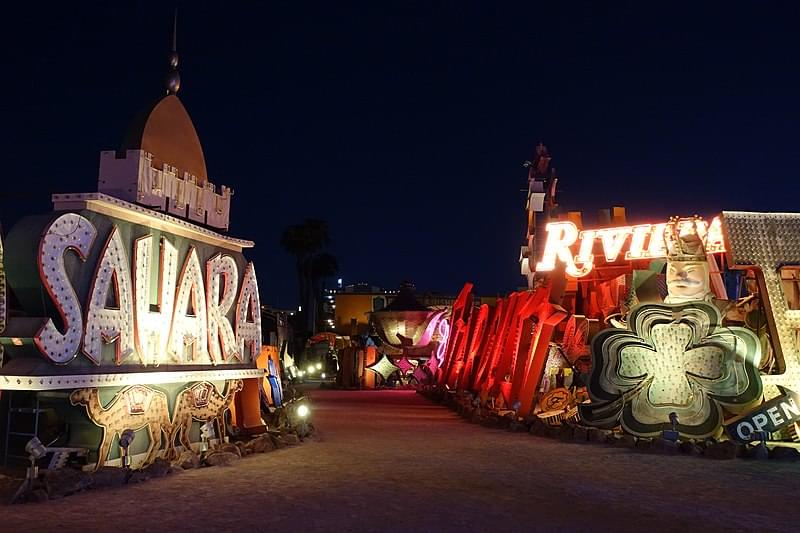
34, 213, 97, 364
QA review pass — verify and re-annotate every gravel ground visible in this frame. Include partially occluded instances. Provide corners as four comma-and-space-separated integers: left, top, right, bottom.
1, 389, 799, 532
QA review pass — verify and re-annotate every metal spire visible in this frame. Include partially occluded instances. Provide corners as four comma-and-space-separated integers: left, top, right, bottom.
165, 9, 180, 95
172, 9, 177, 52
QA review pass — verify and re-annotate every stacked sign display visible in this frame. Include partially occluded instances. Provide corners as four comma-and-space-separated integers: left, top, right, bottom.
431, 283, 566, 419
0, 89, 267, 467
437, 147, 800, 445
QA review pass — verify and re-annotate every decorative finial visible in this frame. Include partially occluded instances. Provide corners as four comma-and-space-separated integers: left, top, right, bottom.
165, 9, 180, 95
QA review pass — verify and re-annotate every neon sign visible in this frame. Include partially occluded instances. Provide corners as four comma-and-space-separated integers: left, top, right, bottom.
535, 216, 725, 278
33, 212, 261, 367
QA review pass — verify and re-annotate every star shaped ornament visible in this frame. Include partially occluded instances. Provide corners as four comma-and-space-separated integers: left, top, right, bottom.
412, 364, 429, 384
396, 357, 414, 375
366, 354, 401, 381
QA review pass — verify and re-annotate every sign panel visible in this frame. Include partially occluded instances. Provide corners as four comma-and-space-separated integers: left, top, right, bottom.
726, 387, 800, 443
3, 208, 262, 370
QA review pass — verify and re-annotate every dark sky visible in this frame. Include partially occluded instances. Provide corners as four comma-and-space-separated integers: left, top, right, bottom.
2, 2, 800, 308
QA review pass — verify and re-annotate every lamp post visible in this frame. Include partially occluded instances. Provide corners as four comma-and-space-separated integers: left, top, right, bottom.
291, 399, 312, 439
119, 429, 135, 470
751, 430, 770, 459
663, 412, 680, 442
11, 437, 47, 503
200, 421, 215, 452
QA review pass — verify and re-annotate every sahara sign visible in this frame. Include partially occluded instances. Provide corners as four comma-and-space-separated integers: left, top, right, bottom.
31, 212, 261, 367
535, 216, 725, 278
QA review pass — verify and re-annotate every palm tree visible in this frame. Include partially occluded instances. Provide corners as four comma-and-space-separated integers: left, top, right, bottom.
311, 252, 339, 331
311, 252, 339, 280
280, 219, 333, 333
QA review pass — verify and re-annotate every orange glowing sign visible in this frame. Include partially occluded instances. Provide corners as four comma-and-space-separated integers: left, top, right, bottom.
535, 216, 725, 278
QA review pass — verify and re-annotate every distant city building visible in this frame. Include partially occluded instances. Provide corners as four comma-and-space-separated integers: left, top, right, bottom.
327, 280, 495, 336
327, 283, 400, 336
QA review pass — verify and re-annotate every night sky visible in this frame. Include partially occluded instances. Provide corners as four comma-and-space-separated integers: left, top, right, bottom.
2, 2, 799, 308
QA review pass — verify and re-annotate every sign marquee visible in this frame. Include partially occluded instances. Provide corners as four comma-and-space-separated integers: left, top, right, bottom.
32, 212, 261, 367
535, 216, 725, 278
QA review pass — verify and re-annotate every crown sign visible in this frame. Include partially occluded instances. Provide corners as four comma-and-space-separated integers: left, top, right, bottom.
665, 216, 709, 262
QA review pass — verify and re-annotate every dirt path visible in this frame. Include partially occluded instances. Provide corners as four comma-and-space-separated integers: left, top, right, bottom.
1, 389, 798, 532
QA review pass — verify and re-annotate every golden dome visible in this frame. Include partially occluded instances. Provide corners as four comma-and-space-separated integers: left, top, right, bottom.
120, 94, 208, 185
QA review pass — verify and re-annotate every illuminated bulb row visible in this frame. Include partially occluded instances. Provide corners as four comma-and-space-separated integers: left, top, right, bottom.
235, 263, 262, 361
36, 213, 98, 363
84, 226, 135, 365
170, 247, 209, 362
207, 254, 239, 362
133, 235, 177, 365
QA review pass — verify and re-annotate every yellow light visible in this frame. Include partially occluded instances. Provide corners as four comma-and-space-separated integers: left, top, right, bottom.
307, 365, 314, 374
316, 362, 322, 370
297, 404, 310, 418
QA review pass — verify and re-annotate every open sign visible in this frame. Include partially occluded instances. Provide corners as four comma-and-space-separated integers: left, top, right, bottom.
726, 387, 800, 443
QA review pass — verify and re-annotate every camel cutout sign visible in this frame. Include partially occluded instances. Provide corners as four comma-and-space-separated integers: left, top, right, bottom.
71, 379, 243, 469
70, 386, 171, 470
172, 380, 243, 454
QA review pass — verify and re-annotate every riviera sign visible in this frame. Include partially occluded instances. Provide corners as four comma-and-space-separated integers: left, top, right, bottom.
535, 216, 725, 278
